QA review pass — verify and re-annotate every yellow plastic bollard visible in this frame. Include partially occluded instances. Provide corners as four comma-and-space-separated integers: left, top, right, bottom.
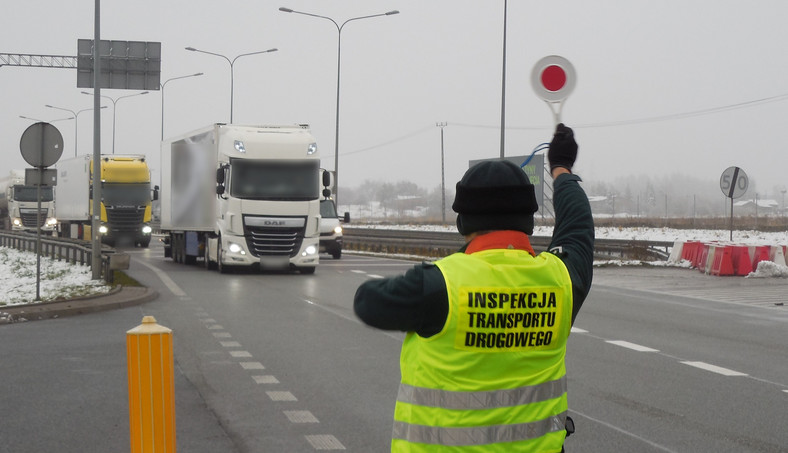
126, 316, 176, 453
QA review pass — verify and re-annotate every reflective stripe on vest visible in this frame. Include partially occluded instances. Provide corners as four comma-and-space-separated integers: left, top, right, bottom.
393, 412, 567, 447
397, 376, 566, 410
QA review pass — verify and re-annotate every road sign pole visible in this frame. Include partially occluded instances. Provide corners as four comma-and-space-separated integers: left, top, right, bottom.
91, 0, 102, 280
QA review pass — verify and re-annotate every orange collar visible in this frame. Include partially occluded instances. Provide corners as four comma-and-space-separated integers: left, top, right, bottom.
465, 230, 535, 256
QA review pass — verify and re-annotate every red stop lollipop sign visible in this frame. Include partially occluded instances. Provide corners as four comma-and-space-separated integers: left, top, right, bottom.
531, 55, 576, 103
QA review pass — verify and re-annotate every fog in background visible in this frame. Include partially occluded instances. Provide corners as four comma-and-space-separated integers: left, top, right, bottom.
2, 1, 787, 211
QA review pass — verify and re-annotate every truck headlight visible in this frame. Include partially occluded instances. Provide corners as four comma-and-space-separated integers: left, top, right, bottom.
334, 226, 343, 235
142, 225, 152, 234
302, 245, 317, 256
228, 242, 245, 254
99, 225, 108, 234
12, 218, 21, 227
46, 218, 58, 227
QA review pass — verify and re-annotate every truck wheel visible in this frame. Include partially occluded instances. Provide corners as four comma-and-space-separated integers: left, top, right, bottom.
204, 243, 215, 270
217, 240, 231, 274
332, 249, 342, 259
140, 238, 151, 248
299, 266, 316, 275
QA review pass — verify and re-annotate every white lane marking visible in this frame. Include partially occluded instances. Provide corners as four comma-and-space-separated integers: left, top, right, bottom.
213, 332, 232, 338
571, 408, 679, 453
207, 324, 224, 330
240, 362, 265, 370
571, 327, 588, 333
680, 361, 748, 376
267, 391, 297, 401
284, 410, 319, 423
132, 258, 187, 297
367, 274, 384, 279
606, 340, 660, 352
252, 375, 279, 384
783, 390, 788, 394
229, 350, 252, 358
202, 318, 217, 323
219, 341, 241, 348
305, 434, 346, 450
350, 270, 366, 274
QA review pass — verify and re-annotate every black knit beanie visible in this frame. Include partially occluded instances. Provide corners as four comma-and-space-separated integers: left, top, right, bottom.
452, 160, 539, 236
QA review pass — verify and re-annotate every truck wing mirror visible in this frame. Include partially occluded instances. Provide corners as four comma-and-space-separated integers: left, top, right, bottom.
216, 167, 225, 184
342, 212, 350, 223
216, 184, 225, 196
322, 170, 331, 188
152, 185, 159, 201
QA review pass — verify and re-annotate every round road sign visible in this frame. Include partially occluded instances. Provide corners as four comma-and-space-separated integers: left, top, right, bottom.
20, 122, 64, 168
720, 166, 748, 199
531, 55, 576, 102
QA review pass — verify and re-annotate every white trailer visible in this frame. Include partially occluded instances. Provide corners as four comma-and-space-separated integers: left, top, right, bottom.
161, 124, 322, 273
0, 169, 57, 232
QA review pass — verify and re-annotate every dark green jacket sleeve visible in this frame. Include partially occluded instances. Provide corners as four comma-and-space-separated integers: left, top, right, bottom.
354, 173, 594, 335
547, 173, 594, 323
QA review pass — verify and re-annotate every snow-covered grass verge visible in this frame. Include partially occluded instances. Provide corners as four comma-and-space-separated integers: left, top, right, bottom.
0, 247, 111, 307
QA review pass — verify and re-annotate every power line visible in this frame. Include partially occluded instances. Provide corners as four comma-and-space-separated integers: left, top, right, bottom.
335, 91, 788, 157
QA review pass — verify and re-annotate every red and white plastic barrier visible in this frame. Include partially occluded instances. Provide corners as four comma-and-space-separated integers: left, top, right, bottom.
669, 240, 788, 276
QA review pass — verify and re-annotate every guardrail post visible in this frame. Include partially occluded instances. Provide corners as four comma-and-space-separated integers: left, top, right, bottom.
126, 316, 176, 453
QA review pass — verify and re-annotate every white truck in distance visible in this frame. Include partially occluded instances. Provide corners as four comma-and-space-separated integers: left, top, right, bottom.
160, 124, 322, 273
0, 169, 57, 232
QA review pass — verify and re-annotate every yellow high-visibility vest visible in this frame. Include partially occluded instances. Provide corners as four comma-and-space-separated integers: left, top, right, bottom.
393, 248, 573, 453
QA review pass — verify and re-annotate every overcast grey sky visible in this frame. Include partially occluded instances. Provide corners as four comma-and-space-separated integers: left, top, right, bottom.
3, 1, 787, 203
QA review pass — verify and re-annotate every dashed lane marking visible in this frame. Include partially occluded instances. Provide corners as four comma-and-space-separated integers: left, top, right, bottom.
285, 410, 319, 423
220, 341, 241, 347
680, 361, 748, 376
207, 324, 224, 330
267, 391, 298, 401
305, 434, 346, 450
213, 332, 232, 338
253, 375, 279, 384
240, 362, 265, 370
606, 340, 660, 352
229, 350, 252, 358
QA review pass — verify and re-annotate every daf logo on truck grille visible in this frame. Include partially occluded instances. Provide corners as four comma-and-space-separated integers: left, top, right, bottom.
245, 216, 305, 228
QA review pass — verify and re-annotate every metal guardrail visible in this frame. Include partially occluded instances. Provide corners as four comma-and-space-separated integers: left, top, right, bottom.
342, 227, 674, 261
0, 231, 123, 283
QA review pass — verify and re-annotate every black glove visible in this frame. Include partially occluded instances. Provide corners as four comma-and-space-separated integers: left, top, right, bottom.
548, 123, 578, 172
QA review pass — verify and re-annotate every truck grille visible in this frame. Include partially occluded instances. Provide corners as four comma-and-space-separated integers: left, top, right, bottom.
244, 226, 305, 257
20, 209, 48, 227
106, 207, 145, 232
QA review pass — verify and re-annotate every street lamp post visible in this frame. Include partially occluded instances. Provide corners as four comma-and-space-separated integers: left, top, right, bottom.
184, 47, 276, 123
500, 0, 508, 158
45, 104, 107, 156
436, 122, 447, 224
81, 90, 149, 154
161, 72, 204, 140
19, 115, 74, 123
279, 6, 399, 206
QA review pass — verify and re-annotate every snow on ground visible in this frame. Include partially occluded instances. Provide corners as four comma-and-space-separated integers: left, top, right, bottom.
349, 224, 788, 277
0, 247, 111, 307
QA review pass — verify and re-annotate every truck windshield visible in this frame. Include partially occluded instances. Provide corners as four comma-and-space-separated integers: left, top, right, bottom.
320, 199, 338, 218
103, 183, 151, 207
230, 159, 318, 201
12, 185, 54, 202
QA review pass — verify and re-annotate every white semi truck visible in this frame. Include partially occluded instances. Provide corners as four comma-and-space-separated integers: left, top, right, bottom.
0, 169, 57, 232
160, 124, 322, 274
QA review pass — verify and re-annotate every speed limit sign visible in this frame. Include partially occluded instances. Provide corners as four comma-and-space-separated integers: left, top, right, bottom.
720, 166, 748, 199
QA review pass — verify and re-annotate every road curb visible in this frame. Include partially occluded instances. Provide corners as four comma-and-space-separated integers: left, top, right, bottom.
0, 286, 158, 324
